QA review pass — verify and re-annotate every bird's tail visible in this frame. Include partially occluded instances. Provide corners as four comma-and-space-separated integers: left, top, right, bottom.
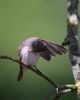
17, 57, 24, 81
17, 67, 23, 81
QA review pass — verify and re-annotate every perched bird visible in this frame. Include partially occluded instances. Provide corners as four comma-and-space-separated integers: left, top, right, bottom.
17, 37, 67, 81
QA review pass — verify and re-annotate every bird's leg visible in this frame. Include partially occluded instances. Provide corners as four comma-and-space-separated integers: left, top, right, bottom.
34, 66, 42, 74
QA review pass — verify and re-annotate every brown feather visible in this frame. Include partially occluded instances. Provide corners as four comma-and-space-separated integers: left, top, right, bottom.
47, 44, 62, 55
40, 51, 51, 61
45, 40, 67, 53
40, 39, 67, 56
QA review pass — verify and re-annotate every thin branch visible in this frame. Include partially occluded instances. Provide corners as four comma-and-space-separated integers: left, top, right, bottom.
0, 55, 58, 88
44, 84, 77, 100
44, 90, 55, 100
53, 85, 77, 100
0, 55, 78, 100
53, 92, 63, 100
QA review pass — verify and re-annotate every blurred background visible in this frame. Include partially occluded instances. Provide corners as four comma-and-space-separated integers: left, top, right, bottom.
0, 0, 80, 100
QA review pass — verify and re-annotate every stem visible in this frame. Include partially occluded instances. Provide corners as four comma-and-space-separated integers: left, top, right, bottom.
53, 92, 63, 100
0, 55, 58, 88
44, 90, 55, 100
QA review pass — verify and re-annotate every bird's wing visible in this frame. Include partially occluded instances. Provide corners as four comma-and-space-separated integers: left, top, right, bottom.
32, 38, 67, 61
40, 50, 51, 61
40, 39, 67, 56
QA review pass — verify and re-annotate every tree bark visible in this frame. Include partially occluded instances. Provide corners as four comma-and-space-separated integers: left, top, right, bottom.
62, 0, 80, 99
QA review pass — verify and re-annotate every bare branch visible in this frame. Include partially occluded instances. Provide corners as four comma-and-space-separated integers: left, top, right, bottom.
53, 92, 63, 100
0, 55, 58, 88
0, 55, 78, 100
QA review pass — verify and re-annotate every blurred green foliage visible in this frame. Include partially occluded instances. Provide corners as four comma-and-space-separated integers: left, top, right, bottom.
0, 0, 79, 100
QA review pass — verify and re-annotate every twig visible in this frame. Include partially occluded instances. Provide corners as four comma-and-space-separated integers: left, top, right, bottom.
44, 90, 55, 100
0, 55, 78, 100
44, 84, 77, 100
0, 55, 58, 88
53, 92, 63, 100
53, 84, 77, 100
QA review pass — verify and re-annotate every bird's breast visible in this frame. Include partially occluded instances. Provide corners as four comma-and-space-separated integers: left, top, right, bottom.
20, 46, 40, 66
28, 51, 40, 66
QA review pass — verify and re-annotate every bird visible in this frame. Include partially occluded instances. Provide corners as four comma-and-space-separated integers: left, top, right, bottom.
17, 37, 67, 81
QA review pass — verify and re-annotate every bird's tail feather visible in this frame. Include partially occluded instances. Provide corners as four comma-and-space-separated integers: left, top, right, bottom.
17, 57, 24, 81
17, 66, 23, 81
